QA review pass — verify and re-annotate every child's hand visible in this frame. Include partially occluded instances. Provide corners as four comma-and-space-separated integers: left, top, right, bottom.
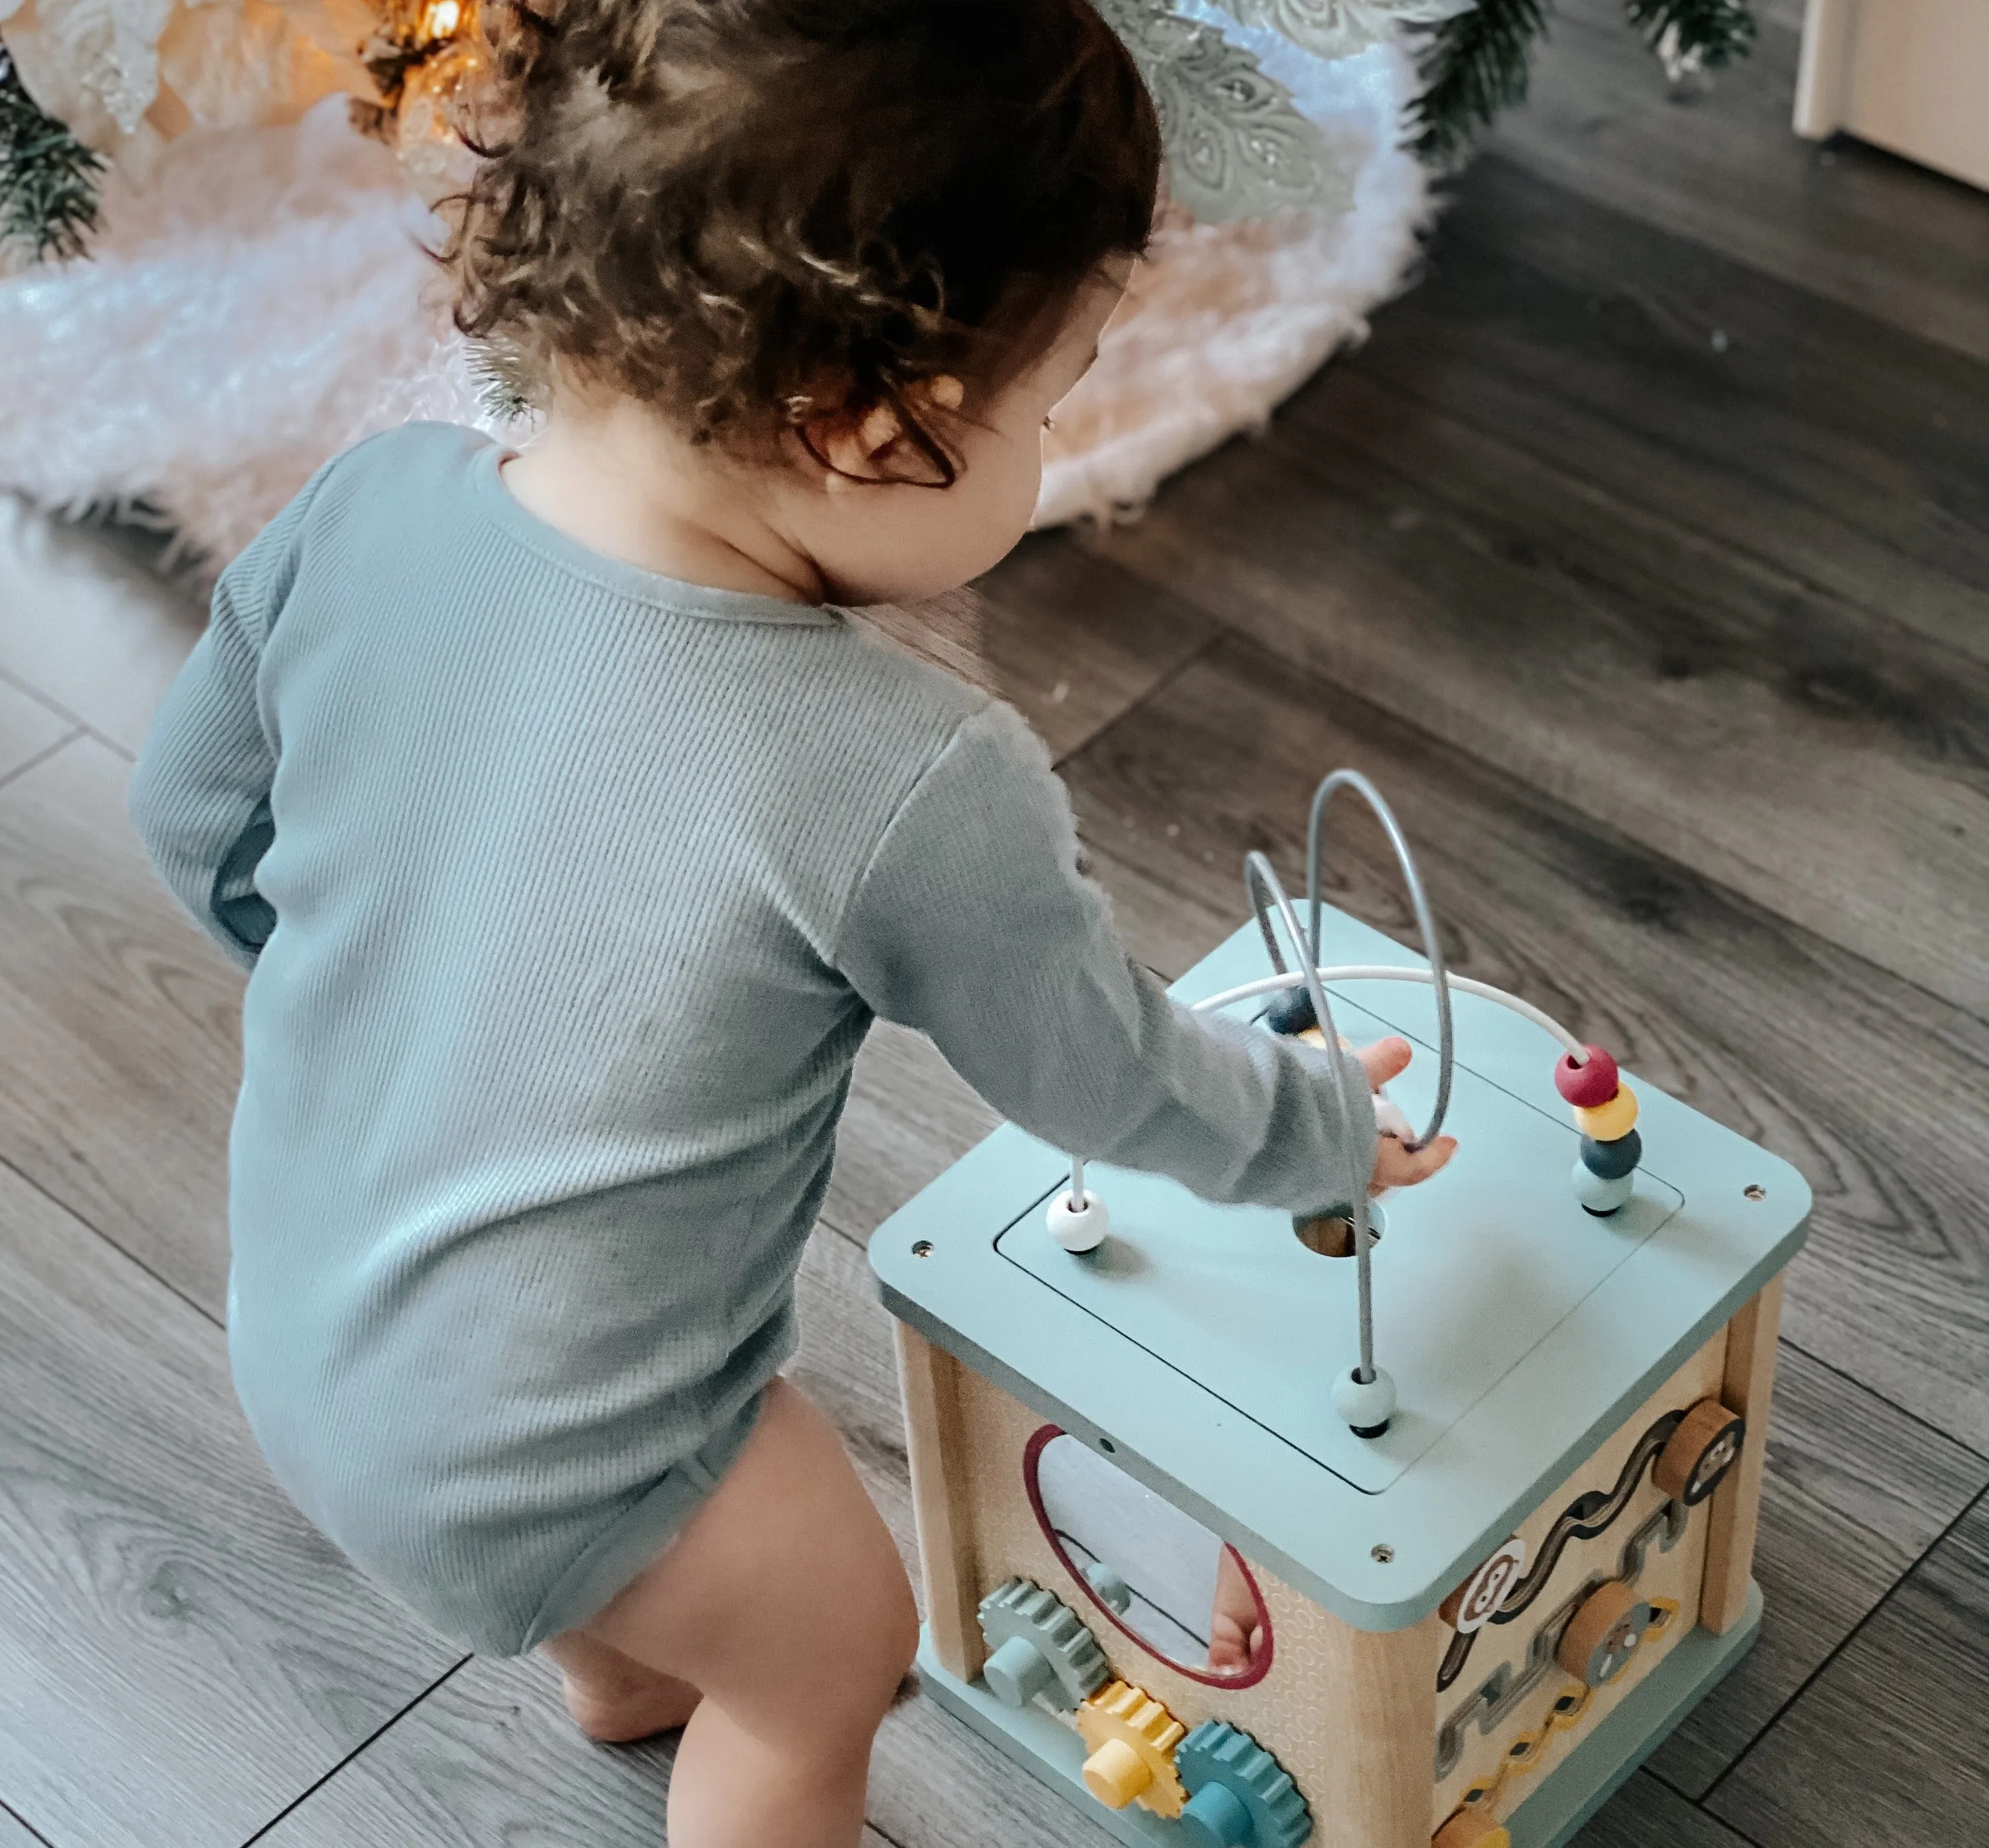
1207, 1546, 1262, 1674
1358, 1036, 1457, 1196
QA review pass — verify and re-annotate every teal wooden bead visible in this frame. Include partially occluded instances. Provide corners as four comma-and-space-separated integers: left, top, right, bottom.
1180, 1781, 1255, 1848
1571, 1159, 1634, 1215
1264, 986, 1317, 1036
1580, 1128, 1642, 1180
982, 1634, 1057, 1708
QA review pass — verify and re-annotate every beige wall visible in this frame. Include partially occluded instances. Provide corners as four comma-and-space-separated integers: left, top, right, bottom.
1797, 0, 1989, 190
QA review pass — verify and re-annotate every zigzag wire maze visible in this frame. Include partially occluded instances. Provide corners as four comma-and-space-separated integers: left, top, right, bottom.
1435, 1408, 1688, 1695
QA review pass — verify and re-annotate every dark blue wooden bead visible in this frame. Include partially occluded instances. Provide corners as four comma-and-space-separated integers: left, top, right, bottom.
1264, 987, 1317, 1036
1580, 1129, 1642, 1179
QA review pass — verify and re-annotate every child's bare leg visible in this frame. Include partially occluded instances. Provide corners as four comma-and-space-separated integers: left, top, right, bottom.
543, 1628, 702, 1741
575, 1376, 919, 1848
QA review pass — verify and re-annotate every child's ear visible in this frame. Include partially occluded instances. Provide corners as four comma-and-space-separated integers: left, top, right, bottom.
809, 402, 905, 488
803, 377, 964, 491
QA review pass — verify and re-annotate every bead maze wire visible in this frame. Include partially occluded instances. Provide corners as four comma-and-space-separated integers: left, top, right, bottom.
1050, 769, 1596, 1429
1187, 967, 1584, 1060
1243, 849, 1383, 1387
1305, 769, 1456, 1150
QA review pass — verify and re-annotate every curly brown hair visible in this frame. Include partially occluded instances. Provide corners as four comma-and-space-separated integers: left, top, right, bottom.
442, 0, 1162, 482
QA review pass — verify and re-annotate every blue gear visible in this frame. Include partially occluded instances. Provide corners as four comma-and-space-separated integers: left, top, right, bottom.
1175, 1721, 1311, 1848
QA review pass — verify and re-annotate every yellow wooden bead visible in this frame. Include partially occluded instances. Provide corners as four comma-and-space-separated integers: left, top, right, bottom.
1573, 1086, 1638, 1142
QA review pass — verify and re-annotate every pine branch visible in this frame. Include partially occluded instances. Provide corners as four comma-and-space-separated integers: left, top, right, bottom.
465, 340, 535, 422
0, 44, 103, 262
1408, 0, 1553, 166
1622, 0, 1756, 80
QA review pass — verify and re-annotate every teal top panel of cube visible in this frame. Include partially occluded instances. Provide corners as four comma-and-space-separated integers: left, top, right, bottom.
870, 905, 1811, 1631
993, 1002, 1686, 1494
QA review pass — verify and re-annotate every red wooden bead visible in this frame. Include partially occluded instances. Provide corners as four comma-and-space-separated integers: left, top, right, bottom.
1555, 1045, 1619, 1107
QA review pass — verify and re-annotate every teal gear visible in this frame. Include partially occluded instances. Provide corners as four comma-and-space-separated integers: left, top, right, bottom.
976, 1577, 1109, 1711
1176, 1722, 1311, 1848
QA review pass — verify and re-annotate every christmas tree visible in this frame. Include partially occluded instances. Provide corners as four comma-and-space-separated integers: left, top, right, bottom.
0, 0, 1761, 263
1410, 0, 1758, 162
0, 46, 101, 261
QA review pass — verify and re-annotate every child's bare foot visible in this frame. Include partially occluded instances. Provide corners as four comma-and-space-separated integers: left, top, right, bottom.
546, 1631, 703, 1743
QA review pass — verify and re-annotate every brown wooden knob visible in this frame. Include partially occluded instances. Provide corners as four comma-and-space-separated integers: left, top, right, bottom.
1654, 1398, 1746, 1505
1557, 1579, 1658, 1687
1440, 1536, 1528, 1632
1433, 1808, 1511, 1848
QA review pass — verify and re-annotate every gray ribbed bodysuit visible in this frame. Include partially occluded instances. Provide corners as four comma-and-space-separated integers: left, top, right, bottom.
127, 422, 1376, 1654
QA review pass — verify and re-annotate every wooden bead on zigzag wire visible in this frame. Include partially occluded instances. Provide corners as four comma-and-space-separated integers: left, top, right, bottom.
1573, 1087, 1638, 1142
1554, 1044, 1619, 1107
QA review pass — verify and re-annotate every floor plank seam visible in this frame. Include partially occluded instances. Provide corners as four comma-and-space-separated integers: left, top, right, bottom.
0, 723, 84, 794
0, 662, 140, 765
0, 1160, 220, 1324
1179, 621, 1989, 1040
1640, 1762, 1767, 1843
1484, 438, 1924, 656
1462, 142, 1949, 336
233, 1654, 475, 1848
1697, 1479, 1989, 1808
0, 1798, 56, 1848
80, 725, 139, 766
0, 1150, 225, 1331
1443, 141, 1989, 393
819, 1214, 870, 1256
1776, 1334, 1989, 1468
1253, 375, 1975, 688
1047, 624, 1217, 773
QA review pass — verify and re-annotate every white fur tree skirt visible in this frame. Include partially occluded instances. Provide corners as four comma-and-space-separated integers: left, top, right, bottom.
0, 46, 1428, 575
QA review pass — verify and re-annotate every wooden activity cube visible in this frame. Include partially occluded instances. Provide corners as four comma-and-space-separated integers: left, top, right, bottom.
869, 906, 1808, 1848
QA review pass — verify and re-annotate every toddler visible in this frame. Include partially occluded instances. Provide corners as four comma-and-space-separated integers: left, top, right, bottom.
128, 2, 1455, 1844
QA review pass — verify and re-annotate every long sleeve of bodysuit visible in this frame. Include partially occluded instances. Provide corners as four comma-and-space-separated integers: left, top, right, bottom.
127, 465, 330, 969
833, 701, 1378, 1215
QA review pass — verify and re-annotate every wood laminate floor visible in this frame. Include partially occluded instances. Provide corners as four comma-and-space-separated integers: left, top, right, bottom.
1, 4, 1984, 1843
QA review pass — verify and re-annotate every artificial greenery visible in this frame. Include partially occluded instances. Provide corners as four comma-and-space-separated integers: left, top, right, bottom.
1, 2, 1761, 265
1410, 0, 1553, 165
1411, 0, 1758, 164
1623, 0, 1756, 78
0, 44, 103, 262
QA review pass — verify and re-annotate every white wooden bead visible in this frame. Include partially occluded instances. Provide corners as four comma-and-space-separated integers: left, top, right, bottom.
1570, 1161, 1634, 1216
1333, 1365, 1396, 1436
1047, 1190, 1111, 1253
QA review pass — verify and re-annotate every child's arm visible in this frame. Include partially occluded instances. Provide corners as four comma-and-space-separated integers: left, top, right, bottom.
127, 466, 330, 969
835, 702, 1416, 1215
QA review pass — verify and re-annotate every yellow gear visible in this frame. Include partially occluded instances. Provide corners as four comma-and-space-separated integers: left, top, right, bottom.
1075, 1681, 1188, 1817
